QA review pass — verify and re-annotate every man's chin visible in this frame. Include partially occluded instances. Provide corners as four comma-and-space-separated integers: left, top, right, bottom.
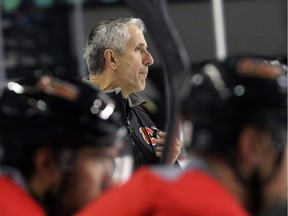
139, 82, 146, 91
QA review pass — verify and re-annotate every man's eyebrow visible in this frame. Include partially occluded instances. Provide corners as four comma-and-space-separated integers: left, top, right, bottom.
137, 42, 147, 48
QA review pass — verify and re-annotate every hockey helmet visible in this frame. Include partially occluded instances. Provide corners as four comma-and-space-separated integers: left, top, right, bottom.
182, 55, 287, 154
0, 74, 126, 168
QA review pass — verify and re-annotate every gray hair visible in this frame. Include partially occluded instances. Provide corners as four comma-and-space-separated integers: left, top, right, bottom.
84, 18, 146, 75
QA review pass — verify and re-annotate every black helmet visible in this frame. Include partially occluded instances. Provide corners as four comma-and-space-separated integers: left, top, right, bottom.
182, 55, 287, 154
0, 74, 126, 169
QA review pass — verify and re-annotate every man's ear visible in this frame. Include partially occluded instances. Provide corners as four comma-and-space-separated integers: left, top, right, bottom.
35, 147, 60, 180
104, 49, 116, 70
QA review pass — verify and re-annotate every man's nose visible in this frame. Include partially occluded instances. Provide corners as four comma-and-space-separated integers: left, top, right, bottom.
144, 51, 154, 66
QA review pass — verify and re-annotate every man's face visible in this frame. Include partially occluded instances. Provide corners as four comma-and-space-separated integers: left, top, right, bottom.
114, 24, 154, 97
57, 144, 122, 215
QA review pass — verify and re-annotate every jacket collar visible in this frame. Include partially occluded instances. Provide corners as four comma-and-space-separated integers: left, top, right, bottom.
0, 166, 28, 192
127, 92, 146, 108
82, 77, 146, 108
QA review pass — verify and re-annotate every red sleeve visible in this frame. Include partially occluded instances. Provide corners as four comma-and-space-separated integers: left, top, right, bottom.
0, 176, 46, 216
76, 167, 167, 216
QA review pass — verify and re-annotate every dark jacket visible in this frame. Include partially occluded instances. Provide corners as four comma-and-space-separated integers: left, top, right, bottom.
82, 78, 163, 169
114, 91, 160, 169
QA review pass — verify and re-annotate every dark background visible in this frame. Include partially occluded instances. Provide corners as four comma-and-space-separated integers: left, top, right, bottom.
1, 0, 286, 128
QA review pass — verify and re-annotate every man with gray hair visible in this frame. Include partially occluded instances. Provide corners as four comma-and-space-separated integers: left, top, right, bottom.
83, 18, 182, 169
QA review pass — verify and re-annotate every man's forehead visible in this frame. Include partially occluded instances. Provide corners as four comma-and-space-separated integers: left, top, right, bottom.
127, 36, 148, 49
128, 25, 147, 44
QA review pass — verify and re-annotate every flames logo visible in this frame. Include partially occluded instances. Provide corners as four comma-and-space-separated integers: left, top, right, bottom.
139, 127, 157, 146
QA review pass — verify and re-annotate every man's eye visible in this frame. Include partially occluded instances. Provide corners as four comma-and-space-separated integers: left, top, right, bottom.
135, 47, 141, 52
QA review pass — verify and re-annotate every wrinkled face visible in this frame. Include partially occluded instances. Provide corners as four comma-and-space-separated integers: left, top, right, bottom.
57, 144, 122, 215
114, 24, 154, 97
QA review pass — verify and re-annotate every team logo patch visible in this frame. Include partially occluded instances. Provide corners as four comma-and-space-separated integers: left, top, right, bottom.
139, 127, 157, 146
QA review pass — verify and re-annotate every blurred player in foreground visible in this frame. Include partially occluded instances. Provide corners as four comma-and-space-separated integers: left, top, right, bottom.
0, 74, 127, 216
76, 55, 287, 216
